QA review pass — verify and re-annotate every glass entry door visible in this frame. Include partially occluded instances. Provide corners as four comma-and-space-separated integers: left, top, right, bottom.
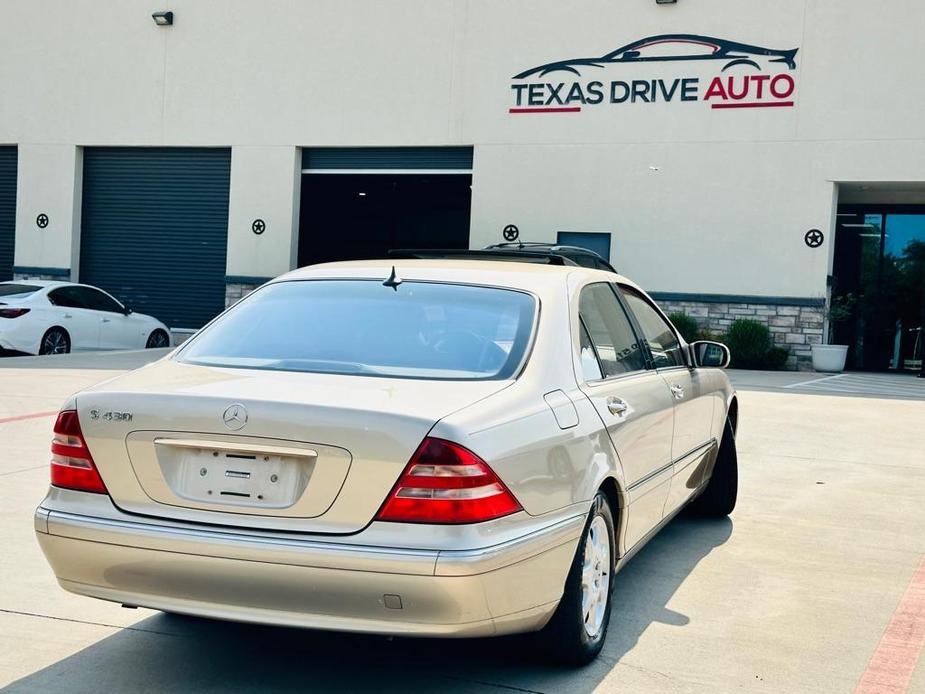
833, 207, 925, 372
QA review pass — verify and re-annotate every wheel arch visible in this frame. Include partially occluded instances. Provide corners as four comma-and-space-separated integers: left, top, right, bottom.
598, 476, 626, 558
727, 395, 739, 435
40, 325, 70, 345
145, 327, 170, 348
35, 325, 70, 355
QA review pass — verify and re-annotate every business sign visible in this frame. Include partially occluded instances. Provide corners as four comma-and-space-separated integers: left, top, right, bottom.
510, 34, 799, 114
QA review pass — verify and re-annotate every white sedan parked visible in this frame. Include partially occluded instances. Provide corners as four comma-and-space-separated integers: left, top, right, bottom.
0, 281, 171, 355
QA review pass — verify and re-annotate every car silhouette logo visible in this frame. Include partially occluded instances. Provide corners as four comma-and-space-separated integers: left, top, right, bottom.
514, 33, 799, 79
222, 404, 248, 430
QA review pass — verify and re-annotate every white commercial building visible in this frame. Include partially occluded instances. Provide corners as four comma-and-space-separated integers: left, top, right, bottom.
1, 0, 924, 370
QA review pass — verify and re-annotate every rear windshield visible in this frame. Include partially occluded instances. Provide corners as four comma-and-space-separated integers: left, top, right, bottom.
0, 284, 40, 299
178, 280, 537, 380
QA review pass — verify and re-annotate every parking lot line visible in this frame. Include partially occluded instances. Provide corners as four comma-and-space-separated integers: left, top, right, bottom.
0, 411, 57, 425
784, 373, 847, 389
855, 555, 925, 694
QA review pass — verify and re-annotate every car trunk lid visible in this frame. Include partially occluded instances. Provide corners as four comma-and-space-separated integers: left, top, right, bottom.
76, 360, 511, 533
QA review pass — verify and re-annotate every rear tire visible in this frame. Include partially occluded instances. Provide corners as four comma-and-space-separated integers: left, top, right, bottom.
39, 327, 70, 355
688, 418, 738, 517
539, 491, 615, 665
146, 329, 170, 349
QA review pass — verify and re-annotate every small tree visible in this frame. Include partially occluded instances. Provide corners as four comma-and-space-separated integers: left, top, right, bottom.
826, 293, 856, 343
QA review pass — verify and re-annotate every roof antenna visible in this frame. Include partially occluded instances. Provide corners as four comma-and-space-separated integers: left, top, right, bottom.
383, 265, 403, 291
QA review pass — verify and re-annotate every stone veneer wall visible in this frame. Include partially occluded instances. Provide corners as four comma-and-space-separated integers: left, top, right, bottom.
225, 282, 264, 308
14, 271, 70, 281
656, 298, 825, 371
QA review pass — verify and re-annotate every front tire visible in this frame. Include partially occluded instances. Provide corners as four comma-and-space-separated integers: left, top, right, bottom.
688, 418, 738, 517
39, 327, 70, 355
539, 491, 615, 665
146, 329, 170, 349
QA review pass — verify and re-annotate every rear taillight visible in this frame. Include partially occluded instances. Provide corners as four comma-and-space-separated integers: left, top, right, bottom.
375, 437, 522, 524
50, 410, 107, 494
0, 308, 30, 318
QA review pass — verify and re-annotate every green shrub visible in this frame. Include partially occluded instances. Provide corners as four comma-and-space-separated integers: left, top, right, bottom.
668, 311, 700, 343
724, 319, 785, 369
766, 346, 791, 370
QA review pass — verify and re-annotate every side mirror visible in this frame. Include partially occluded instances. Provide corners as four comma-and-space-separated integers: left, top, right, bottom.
122, 305, 133, 316
690, 341, 731, 369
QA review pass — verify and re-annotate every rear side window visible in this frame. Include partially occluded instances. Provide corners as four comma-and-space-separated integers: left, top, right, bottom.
178, 280, 536, 380
48, 287, 88, 309
570, 255, 600, 269
0, 284, 40, 299
620, 286, 684, 368
578, 283, 646, 378
579, 322, 603, 381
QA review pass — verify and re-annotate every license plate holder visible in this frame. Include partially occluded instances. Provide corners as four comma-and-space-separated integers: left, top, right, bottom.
167, 446, 311, 509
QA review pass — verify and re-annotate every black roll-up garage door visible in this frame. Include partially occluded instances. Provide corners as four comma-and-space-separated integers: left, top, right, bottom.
80, 148, 230, 329
298, 147, 473, 267
301, 146, 473, 171
0, 146, 16, 282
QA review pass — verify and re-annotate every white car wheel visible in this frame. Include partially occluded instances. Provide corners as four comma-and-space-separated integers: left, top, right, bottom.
39, 328, 70, 355
146, 329, 170, 349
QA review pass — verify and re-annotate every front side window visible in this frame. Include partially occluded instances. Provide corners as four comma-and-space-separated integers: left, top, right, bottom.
578, 283, 646, 378
178, 280, 536, 380
79, 287, 124, 313
620, 286, 684, 368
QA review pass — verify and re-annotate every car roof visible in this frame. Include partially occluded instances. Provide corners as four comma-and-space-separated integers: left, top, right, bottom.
276, 259, 638, 295
0, 281, 119, 296
0, 279, 66, 289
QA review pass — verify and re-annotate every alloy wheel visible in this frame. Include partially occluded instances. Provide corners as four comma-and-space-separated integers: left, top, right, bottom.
581, 514, 611, 638
148, 331, 169, 348
42, 331, 68, 355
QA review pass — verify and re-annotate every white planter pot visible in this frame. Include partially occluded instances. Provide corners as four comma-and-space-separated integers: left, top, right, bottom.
811, 344, 848, 373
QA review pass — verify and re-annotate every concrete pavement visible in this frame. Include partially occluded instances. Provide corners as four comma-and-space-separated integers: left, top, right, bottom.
1, 355, 923, 692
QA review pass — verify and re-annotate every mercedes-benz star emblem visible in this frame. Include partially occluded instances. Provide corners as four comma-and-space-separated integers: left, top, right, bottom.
222, 404, 248, 431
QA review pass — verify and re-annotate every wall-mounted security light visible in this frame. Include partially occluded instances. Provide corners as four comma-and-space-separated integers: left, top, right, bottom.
152, 11, 174, 26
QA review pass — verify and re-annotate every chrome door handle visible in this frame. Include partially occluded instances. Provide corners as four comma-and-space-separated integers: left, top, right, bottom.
670, 384, 684, 399
606, 397, 629, 416
101, 318, 111, 323
63, 314, 72, 319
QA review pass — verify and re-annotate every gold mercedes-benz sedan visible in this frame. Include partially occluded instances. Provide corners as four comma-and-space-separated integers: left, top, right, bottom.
35, 259, 737, 664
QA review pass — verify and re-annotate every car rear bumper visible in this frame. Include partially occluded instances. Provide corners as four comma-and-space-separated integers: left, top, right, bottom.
0, 311, 46, 353
35, 497, 583, 637
0, 330, 37, 354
